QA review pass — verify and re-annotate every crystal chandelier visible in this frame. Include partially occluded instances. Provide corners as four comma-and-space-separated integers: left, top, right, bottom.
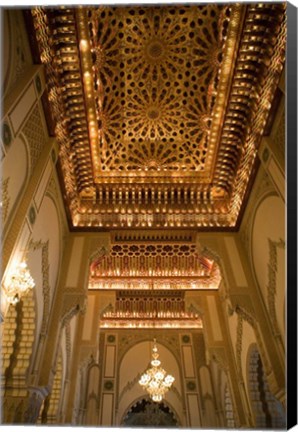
139, 339, 175, 403
4, 262, 35, 305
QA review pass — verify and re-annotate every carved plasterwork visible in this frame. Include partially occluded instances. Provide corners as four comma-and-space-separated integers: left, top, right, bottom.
22, 105, 47, 174
29, 239, 50, 335
1, 177, 10, 224
31, 4, 286, 229
65, 321, 71, 376
267, 238, 285, 336
235, 313, 243, 379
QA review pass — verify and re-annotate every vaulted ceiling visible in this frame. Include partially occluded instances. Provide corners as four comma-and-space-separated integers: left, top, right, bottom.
27, 4, 285, 231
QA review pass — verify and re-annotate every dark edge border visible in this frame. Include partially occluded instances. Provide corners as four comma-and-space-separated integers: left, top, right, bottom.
286, 2, 298, 430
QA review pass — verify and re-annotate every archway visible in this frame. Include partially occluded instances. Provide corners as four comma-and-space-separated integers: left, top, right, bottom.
122, 398, 179, 427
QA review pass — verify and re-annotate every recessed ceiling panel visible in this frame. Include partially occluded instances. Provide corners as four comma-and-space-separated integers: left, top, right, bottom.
31, 4, 286, 229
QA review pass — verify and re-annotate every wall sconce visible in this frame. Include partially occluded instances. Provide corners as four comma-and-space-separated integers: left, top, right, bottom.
3, 261, 35, 305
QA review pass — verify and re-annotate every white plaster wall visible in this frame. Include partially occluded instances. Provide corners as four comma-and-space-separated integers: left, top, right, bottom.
252, 195, 285, 340
117, 340, 182, 424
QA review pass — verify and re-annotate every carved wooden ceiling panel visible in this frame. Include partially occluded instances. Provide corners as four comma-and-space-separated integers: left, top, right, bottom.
89, 231, 221, 291
88, 5, 228, 176
31, 3, 286, 229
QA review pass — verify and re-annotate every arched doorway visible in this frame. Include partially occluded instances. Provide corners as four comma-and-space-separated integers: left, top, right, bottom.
122, 398, 178, 427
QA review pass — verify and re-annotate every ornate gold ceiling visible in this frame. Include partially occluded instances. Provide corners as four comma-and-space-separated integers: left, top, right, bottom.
31, 3, 286, 229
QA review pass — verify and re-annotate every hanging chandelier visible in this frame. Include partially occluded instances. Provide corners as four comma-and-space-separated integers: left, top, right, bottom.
3, 262, 35, 305
139, 339, 175, 403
